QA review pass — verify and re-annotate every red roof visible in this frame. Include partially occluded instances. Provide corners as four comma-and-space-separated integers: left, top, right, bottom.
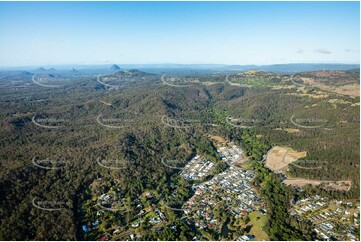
98, 235, 109, 241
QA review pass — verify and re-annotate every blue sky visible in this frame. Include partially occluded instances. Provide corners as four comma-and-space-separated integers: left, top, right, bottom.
0, 1, 359, 66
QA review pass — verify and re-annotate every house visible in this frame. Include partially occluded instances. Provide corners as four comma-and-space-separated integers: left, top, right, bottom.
132, 221, 139, 228
137, 210, 145, 216
149, 217, 161, 224
98, 235, 109, 241
159, 212, 166, 220
247, 234, 255, 239
92, 220, 100, 226
239, 235, 250, 241
82, 225, 90, 233
320, 233, 329, 240
347, 232, 356, 240
258, 209, 266, 215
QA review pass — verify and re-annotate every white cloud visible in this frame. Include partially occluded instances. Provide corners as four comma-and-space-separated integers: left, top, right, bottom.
314, 48, 332, 54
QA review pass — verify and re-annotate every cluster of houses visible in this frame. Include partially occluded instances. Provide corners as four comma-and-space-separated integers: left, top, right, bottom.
290, 195, 360, 241
217, 145, 244, 164
133, 204, 166, 223
82, 191, 125, 236
165, 76, 197, 83
237, 234, 256, 241
96, 191, 124, 210
81, 145, 264, 240
81, 219, 101, 234
152, 208, 166, 223
82, 177, 173, 240
182, 152, 264, 235
180, 155, 214, 181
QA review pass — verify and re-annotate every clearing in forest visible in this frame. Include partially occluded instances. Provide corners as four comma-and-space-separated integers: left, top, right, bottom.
301, 77, 360, 97
265, 146, 307, 174
248, 211, 269, 241
284, 178, 352, 191
208, 134, 227, 144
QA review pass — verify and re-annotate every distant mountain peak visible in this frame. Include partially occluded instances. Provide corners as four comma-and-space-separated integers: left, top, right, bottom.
72, 68, 79, 72
48, 68, 56, 71
36, 67, 47, 72
110, 64, 121, 70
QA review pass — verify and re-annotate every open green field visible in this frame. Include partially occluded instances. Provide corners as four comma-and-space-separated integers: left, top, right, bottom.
248, 211, 269, 241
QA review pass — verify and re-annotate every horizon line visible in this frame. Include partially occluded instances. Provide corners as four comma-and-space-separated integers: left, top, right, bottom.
0, 62, 360, 69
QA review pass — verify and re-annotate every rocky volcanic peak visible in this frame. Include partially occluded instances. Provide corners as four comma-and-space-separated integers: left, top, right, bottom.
110, 64, 121, 70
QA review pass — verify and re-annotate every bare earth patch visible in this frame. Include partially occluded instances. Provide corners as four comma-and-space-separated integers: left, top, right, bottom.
274, 128, 300, 133
271, 85, 296, 90
301, 77, 360, 97
286, 92, 329, 99
265, 146, 352, 191
233, 155, 248, 167
328, 99, 352, 105
188, 80, 222, 86
208, 134, 227, 143
284, 178, 352, 191
265, 146, 307, 174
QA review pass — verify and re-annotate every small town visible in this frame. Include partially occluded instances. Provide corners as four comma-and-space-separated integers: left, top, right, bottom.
183, 166, 265, 228
290, 195, 360, 241
79, 145, 359, 241
81, 184, 173, 241
178, 145, 266, 240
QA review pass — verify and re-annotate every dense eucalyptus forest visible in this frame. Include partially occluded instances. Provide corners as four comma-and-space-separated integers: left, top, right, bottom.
0, 68, 359, 240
